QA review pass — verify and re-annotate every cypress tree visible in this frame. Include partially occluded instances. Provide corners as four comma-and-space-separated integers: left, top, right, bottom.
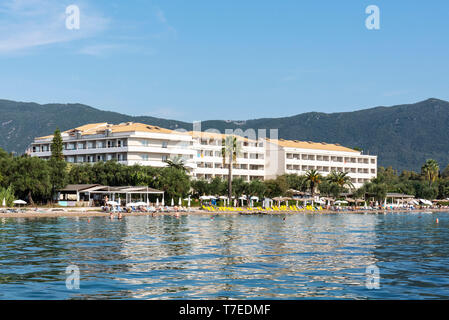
49, 128, 67, 202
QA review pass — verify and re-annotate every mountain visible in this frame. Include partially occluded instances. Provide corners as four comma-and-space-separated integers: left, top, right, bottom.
1, 98, 449, 172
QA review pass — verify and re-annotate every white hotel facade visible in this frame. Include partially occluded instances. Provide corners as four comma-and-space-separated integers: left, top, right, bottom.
29, 122, 377, 188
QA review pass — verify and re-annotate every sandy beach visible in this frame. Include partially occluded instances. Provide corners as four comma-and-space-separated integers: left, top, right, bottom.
1, 207, 447, 219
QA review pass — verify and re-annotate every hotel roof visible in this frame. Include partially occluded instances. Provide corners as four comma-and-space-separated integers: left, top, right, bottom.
35, 122, 358, 153
36, 122, 181, 139
267, 138, 359, 153
188, 130, 255, 143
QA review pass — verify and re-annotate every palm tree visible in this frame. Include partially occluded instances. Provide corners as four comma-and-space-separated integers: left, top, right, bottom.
221, 135, 242, 203
328, 171, 355, 190
305, 169, 322, 197
164, 155, 188, 172
421, 159, 439, 186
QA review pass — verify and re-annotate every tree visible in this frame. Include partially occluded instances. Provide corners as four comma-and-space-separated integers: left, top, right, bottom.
209, 177, 226, 196
264, 176, 288, 198
155, 167, 191, 200
421, 159, 439, 186
305, 169, 322, 197
283, 174, 308, 192
164, 155, 188, 172
8, 156, 52, 205
0, 186, 15, 207
328, 171, 354, 190
51, 128, 64, 160
49, 129, 68, 201
231, 177, 248, 198
221, 135, 242, 202
191, 179, 210, 198
248, 179, 266, 199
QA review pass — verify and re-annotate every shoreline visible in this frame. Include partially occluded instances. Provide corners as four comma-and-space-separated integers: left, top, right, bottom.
0, 207, 447, 219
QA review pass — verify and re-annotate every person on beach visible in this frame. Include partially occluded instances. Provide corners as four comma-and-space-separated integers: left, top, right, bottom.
118, 212, 123, 220
109, 212, 114, 220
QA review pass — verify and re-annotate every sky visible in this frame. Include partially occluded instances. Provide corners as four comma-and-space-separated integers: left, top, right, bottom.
0, 0, 448, 122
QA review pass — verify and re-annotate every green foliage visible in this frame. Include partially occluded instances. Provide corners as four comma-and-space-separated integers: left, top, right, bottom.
191, 179, 210, 197
421, 159, 439, 186
283, 174, 308, 192
248, 179, 267, 199
51, 128, 64, 161
231, 178, 248, 197
155, 167, 191, 200
164, 156, 188, 172
0, 186, 15, 207
264, 176, 288, 198
305, 169, 322, 196
6, 156, 52, 204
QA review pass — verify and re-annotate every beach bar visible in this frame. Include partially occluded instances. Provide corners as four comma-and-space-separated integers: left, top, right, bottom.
58, 184, 164, 207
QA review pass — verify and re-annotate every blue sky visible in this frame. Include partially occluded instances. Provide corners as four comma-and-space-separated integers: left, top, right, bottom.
0, 0, 448, 121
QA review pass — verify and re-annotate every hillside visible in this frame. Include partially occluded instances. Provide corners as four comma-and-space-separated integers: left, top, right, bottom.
1, 98, 448, 171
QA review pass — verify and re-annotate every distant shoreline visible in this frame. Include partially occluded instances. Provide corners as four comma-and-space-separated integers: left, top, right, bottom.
0, 207, 447, 219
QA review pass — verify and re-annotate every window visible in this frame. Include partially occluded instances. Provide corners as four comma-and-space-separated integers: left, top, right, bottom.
141, 154, 148, 161
162, 141, 168, 148
162, 155, 168, 161
141, 140, 149, 147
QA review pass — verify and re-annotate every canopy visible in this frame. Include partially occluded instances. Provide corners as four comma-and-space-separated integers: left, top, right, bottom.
200, 195, 216, 200
106, 201, 119, 206
335, 200, 348, 204
419, 199, 433, 205
13, 200, 27, 205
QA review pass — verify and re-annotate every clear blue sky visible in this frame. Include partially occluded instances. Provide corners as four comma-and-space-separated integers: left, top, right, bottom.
1, 0, 448, 121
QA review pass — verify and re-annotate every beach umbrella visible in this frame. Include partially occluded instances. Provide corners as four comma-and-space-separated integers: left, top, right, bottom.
188, 196, 191, 208
179, 197, 182, 206
334, 200, 348, 205
171, 198, 174, 206
13, 200, 27, 207
162, 198, 165, 206
106, 201, 119, 206
135, 201, 147, 206
2, 198, 5, 207
156, 198, 159, 206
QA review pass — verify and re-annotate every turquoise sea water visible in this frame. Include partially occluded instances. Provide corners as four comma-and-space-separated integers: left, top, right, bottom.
0, 212, 448, 299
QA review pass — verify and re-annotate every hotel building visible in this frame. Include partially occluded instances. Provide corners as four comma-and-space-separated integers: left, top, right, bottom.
265, 139, 377, 187
29, 122, 377, 188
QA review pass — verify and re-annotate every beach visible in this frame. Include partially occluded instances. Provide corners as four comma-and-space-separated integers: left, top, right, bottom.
1, 207, 447, 218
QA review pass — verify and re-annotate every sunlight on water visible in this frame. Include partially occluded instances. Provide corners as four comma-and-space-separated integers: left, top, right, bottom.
0, 212, 448, 299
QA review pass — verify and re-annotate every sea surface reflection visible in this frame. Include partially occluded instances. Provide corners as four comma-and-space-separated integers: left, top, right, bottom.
0, 212, 448, 299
